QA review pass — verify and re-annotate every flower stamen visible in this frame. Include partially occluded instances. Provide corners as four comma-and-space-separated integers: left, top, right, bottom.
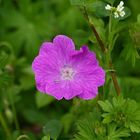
61, 67, 75, 80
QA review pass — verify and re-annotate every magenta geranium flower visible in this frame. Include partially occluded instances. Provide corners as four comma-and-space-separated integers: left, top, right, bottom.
32, 35, 105, 100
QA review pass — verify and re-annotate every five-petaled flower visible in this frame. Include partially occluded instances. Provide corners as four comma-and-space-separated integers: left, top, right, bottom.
32, 35, 105, 100
105, 1, 125, 18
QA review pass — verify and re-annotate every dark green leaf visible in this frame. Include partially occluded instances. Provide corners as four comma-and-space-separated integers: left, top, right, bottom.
86, 1, 110, 17
43, 120, 62, 139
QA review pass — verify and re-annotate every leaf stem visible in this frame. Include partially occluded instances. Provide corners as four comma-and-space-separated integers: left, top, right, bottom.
0, 112, 11, 138
83, 7, 121, 96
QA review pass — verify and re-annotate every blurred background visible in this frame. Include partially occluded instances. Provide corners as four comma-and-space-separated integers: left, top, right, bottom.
0, 0, 140, 139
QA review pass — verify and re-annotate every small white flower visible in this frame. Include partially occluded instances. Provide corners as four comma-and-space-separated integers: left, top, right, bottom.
117, 1, 124, 12
120, 11, 125, 17
105, 4, 112, 10
105, 1, 125, 18
114, 12, 119, 18
119, 1, 124, 7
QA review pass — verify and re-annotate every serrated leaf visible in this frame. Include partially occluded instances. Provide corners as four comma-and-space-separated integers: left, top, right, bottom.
74, 119, 97, 140
130, 122, 140, 133
102, 114, 112, 123
107, 124, 130, 140
112, 96, 126, 108
98, 100, 113, 112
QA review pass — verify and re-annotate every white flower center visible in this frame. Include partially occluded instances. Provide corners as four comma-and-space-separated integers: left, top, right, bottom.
61, 67, 75, 80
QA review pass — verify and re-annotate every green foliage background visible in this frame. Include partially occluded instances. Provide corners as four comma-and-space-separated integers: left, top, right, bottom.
0, 0, 140, 139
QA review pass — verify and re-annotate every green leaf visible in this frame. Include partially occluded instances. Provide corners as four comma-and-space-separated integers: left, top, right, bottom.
86, 1, 109, 17
0, 52, 9, 69
137, 14, 140, 24
61, 113, 75, 134
121, 39, 139, 66
107, 124, 130, 140
102, 113, 113, 123
112, 96, 126, 108
103, 0, 115, 5
74, 119, 97, 140
70, 0, 87, 6
0, 2, 40, 59
129, 122, 140, 133
35, 92, 54, 108
74, 111, 106, 140
22, 109, 47, 124
99, 97, 140, 133
43, 120, 62, 140
98, 100, 113, 112
0, 42, 13, 69
41, 136, 50, 140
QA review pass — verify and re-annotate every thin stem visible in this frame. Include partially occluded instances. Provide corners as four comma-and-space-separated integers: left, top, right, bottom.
109, 62, 121, 96
0, 112, 11, 137
108, 13, 121, 96
108, 12, 112, 54
109, 13, 112, 39
8, 91, 20, 130
83, 6, 121, 96
16, 135, 31, 140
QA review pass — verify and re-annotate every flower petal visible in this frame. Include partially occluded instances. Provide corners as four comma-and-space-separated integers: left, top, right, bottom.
53, 35, 75, 55
39, 42, 55, 55
70, 46, 98, 68
46, 80, 82, 100
32, 54, 61, 93
78, 85, 98, 100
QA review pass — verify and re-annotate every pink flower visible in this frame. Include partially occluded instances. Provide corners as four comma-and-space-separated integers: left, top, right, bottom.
32, 35, 105, 100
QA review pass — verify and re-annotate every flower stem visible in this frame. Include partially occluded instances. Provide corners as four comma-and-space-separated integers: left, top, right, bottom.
0, 112, 11, 137
83, 6, 121, 96
83, 7, 107, 53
